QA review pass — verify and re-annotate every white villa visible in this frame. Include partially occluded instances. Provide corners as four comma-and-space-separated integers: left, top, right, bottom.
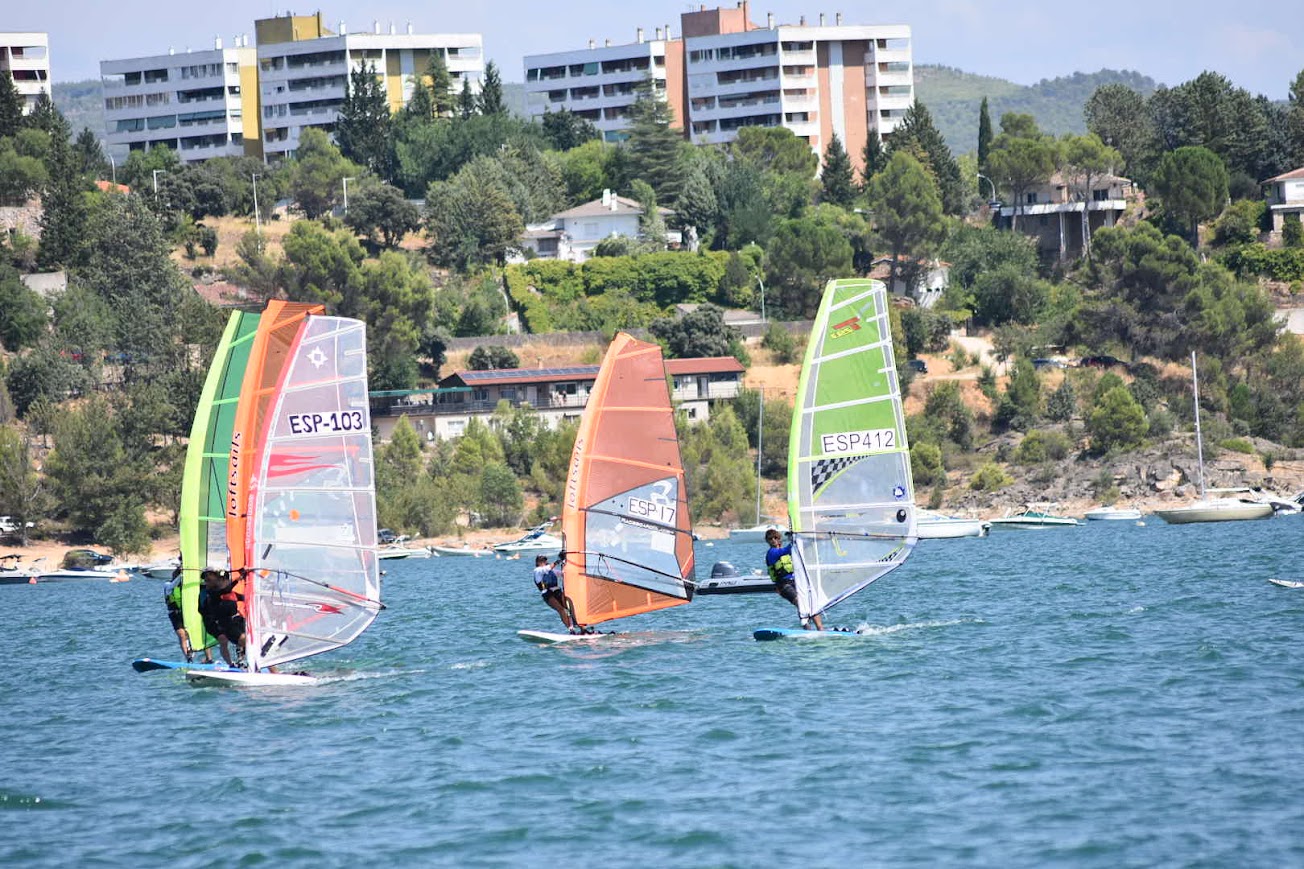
517, 189, 678, 262
1264, 166, 1304, 234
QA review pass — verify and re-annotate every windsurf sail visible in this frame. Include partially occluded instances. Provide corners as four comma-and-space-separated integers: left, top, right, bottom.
787, 278, 917, 619
227, 301, 324, 581
244, 314, 380, 672
561, 332, 694, 628
178, 311, 259, 651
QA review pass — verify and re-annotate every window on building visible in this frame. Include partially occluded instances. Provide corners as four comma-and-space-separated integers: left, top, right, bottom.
1092, 189, 1110, 202
1026, 192, 1039, 205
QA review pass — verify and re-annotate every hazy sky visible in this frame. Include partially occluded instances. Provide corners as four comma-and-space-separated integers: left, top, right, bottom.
14, 0, 1301, 99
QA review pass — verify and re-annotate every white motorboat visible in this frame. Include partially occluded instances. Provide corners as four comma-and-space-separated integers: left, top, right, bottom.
1083, 506, 1143, 521
492, 520, 562, 554
136, 558, 181, 579
429, 544, 494, 557
988, 503, 1082, 530
1154, 354, 1278, 526
916, 509, 990, 539
727, 521, 788, 542
0, 554, 37, 585
377, 543, 434, 560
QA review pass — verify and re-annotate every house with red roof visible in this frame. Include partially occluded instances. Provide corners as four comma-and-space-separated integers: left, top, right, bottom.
371, 354, 745, 442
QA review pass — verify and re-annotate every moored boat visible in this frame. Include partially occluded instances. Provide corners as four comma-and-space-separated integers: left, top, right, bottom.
917, 509, 990, 539
492, 519, 562, 554
988, 503, 1081, 530
1083, 506, 1143, 521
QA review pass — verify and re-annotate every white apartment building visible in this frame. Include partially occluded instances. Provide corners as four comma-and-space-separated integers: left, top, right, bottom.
1, 32, 52, 113
100, 39, 257, 162
256, 13, 484, 160
521, 4, 912, 174
523, 27, 683, 142
681, 6, 913, 167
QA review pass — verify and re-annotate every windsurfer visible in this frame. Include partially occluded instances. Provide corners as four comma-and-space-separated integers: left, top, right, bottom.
533, 554, 574, 630
764, 529, 824, 630
199, 569, 246, 666
164, 562, 214, 664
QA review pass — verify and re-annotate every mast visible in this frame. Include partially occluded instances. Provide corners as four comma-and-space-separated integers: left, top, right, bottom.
754, 387, 763, 524
1191, 351, 1206, 500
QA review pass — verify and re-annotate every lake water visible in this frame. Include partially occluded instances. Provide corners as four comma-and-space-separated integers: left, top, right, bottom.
4, 518, 1304, 867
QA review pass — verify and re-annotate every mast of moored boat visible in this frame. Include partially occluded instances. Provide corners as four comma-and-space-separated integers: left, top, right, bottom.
1191, 351, 1206, 501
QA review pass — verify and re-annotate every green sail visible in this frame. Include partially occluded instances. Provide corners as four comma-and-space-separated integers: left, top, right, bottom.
786, 278, 917, 617
178, 311, 258, 650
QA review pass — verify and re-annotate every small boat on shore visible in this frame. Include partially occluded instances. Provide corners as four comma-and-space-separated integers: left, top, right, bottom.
492, 519, 562, 554
377, 543, 433, 560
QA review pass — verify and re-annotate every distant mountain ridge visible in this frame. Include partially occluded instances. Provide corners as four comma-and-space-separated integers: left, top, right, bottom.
914, 65, 1161, 156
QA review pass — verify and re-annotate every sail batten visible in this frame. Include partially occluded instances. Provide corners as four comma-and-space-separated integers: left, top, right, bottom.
787, 279, 917, 619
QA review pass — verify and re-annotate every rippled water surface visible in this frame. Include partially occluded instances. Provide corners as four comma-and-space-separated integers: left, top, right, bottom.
4, 518, 1304, 867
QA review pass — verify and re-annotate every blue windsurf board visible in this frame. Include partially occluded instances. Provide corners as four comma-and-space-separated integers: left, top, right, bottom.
132, 658, 237, 673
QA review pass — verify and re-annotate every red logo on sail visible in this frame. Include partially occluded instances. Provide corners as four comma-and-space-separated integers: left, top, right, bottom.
830, 316, 861, 339
267, 451, 334, 478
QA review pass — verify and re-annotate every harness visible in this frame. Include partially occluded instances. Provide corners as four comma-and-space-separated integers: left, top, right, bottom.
767, 551, 794, 584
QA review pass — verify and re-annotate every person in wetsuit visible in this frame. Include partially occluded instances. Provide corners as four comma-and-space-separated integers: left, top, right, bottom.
198, 569, 246, 666
163, 561, 213, 663
533, 554, 574, 631
764, 528, 824, 631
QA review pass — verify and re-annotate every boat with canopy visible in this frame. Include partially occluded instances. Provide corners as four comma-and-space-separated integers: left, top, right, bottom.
753, 278, 917, 640
519, 332, 695, 643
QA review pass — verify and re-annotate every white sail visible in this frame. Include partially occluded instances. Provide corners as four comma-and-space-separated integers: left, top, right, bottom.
246, 316, 380, 671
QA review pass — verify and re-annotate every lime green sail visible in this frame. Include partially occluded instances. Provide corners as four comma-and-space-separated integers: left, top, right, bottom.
785, 278, 917, 619
178, 311, 259, 651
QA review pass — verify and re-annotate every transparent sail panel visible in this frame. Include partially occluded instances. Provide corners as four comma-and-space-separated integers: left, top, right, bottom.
249, 316, 379, 670
582, 477, 690, 600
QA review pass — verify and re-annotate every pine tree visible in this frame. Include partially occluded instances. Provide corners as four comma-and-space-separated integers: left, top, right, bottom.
624, 76, 683, 205
37, 116, 87, 270
478, 61, 506, 116
427, 50, 455, 118
404, 76, 433, 123
457, 78, 477, 119
336, 60, 393, 180
860, 132, 884, 190
26, 91, 61, 136
73, 127, 108, 179
978, 97, 993, 171
0, 71, 22, 138
820, 133, 856, 208
887, 100, 966, 215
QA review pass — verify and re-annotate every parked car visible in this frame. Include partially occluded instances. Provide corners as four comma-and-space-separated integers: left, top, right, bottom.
906, 359, 928, 374
61, 549, 114, 569
0, 516, 35, 536
1078, 355, 1129, 370
378, 528, 399, 545
1032, 357, 1069, 370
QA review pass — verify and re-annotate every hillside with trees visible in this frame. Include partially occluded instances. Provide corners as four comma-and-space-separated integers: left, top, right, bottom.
3, 60, 1304, 554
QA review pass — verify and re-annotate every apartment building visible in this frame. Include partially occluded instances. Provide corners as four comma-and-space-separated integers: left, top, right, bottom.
100, 39, 257, 162
521, 3, 912, 172
0, 32, 52, 113
682, 4, 912, 167
256, 12, 484, 160
523, 27, 684, 142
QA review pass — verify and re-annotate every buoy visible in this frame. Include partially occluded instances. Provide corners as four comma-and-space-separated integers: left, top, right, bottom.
28, 577, 36, 584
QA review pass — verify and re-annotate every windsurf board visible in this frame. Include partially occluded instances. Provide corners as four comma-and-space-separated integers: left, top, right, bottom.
185, 669, 318, 687
132, 658, 236, 673
753, 627, 865, 641
1268, 578, 1304, 589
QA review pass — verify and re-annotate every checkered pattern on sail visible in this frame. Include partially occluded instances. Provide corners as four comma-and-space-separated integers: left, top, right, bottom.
810, 455, 862, 496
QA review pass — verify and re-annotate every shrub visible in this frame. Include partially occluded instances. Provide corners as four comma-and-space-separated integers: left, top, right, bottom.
762, 322, 797, 364
1014, 429, 1072, 463
910, 441, 944, 486
1219, 437, 1254, 454
969, 461, 1012, 492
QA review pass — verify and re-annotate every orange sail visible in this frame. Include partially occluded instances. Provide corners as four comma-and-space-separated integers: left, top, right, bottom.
561, 332, 695, 627
226, 301, 325, 592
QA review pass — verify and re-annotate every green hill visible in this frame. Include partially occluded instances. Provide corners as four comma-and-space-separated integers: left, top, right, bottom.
915, 65, 1160, 156
52, 79, 106, 143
